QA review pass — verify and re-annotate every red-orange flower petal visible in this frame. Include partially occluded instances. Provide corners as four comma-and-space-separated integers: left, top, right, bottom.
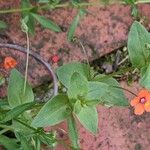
145, 93, 150, 101
138, 89, 149, 98
134, 103, 145, 115
130, 97, 139, 106
4, 57, 17, 70
144, 101, 150, 112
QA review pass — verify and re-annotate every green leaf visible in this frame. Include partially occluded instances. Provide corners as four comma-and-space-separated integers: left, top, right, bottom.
0, 20, 7, 29
94, 75, 129, 106
103, 80, 128, 106
128, 21, 150, 68
67, 9, 85, 41
67, 114, 79, 149
140, 64, 150, 90
68, 72, 88, 99
76, 106, 98, 134
31, 13, 61, 32
31, 94, 71, 127
57, 62, 90, 88
8, 69, 34, 108
24, 15, 36, 34
21, 0, 31, 16
21, 0, 36, 34
1, 102, 35, 123
0, 135, 19, 150
67, 13, 79, 41
85, 81, 108, 101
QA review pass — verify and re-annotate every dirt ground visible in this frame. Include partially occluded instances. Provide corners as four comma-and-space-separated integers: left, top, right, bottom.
0, 1, 150, 150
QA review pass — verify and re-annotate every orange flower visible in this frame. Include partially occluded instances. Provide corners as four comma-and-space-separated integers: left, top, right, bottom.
4, 57, 17, 70
130, 89, 150, 115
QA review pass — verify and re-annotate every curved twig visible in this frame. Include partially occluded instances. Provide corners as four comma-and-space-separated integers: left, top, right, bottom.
0, 43, 58, 96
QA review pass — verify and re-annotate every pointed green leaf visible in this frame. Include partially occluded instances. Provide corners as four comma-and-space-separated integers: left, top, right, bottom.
85, 81, 108, 101
68, 72, 88, 99
57, 62, 90, 88
2, 102, 35, 123
76, 106, 98, 134
25, 14, 36, 34
67, 114, 79, 149
128, 21, 150, 68
0, 135, 19, 150
31, 94, 71, 127
31, 13, 61, 32
94, 75, 129, 106
21, 0, 36, 34
8, 69, 34, 108
68, 9, 85, 41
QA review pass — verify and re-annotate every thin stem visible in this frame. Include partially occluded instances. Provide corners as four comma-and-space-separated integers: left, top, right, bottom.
77, 39, 90, 66
0, 124, 14, 131
0, 43, 58, 97
0, 128, 10, 135
23, 32, 30, 94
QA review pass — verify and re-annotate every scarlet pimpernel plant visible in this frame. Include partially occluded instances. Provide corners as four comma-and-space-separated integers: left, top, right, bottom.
0, 0, 150, 149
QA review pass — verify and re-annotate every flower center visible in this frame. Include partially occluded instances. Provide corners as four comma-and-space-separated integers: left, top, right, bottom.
140, 97, 146, 104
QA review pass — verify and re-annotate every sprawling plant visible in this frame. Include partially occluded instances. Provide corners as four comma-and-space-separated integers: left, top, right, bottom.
0, 0, 150, 149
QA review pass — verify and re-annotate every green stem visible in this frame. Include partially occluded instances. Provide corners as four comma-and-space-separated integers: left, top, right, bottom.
23, 31, 30, 94
0, 124, 14, 131
0, 128, 9, 135
67, 114, 79, 149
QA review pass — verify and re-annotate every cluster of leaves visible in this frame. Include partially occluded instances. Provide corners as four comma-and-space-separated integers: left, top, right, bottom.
0, 63, 129, 149
0, 70, 57, 150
